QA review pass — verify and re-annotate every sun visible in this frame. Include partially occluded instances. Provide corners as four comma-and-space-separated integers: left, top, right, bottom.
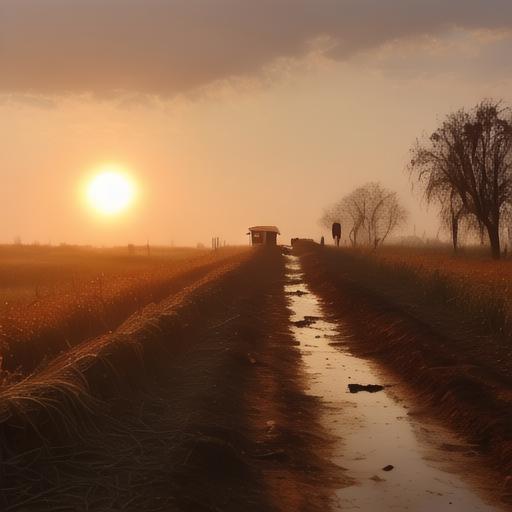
86, 167, 136, 215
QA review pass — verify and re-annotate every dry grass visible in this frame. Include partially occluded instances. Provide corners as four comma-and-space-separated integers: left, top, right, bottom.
0, 250, 256, 510
0, 245, 208, 307
304, 243, 512, 380
0, 254, 248, 511
0, 244, 248, 377
376, 245, 512, 302
372, 245, 512, 340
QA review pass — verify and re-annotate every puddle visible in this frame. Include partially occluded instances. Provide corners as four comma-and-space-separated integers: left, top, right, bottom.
285, 254, 502, 512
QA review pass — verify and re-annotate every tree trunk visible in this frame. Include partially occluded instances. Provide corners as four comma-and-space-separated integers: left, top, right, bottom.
353, 226, 359, 247
487, 223, 501, 259
451, 216, 458, 253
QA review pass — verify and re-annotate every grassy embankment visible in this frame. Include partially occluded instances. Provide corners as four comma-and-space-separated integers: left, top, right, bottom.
0, 245, 247, 378
297, 242, 512, 481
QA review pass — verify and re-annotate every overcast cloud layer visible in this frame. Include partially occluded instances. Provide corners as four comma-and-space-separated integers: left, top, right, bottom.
2, 0, 512, 97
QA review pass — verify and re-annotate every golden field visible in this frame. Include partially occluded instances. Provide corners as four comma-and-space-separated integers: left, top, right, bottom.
374, 245, 512, 306
0, 244, 247, 375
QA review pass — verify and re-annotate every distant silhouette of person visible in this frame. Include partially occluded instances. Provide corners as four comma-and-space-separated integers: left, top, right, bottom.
332, 223, 341, 247
320, 236, 325, 246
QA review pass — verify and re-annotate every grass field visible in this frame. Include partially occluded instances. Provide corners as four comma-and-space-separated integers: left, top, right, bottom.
303, 243, 512, 379
376, 245, 512, 299
0, 245, 206, 305
0, 244, 248, 377
373, 245, 512, 342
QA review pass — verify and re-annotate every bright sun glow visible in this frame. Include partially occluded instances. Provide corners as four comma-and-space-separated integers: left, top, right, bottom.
87, 167, 136, 215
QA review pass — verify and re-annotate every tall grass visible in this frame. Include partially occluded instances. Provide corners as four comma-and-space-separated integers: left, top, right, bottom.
0, 245, 246, 378
306, 245, 512, 378
372, 246, 512, 339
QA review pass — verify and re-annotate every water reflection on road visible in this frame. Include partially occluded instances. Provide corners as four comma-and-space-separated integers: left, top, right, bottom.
285, 253, 501, 512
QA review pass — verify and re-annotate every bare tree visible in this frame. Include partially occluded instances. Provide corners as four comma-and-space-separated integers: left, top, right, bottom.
360, 183, 408, 248
438, 192, 488, 251
410, 100, 512, 259
464, 213, 487, 246
320, 183, 407, 248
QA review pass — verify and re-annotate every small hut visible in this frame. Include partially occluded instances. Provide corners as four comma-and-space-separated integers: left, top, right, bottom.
247, 226, 280, 246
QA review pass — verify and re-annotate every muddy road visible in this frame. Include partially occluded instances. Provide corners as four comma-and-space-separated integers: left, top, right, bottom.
286, 251, 507, 511
0, 247, 509, 511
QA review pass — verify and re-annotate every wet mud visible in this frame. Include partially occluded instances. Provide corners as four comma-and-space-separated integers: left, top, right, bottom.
285, 253, 505, 511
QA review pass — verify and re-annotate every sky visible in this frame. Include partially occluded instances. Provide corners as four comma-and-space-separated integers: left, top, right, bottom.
2, 1, 512, 246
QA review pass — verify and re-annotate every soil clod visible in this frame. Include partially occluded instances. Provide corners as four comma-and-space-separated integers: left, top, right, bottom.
348, 383, 384, 394
288, 289, 308, 297
293, 316, 320, 328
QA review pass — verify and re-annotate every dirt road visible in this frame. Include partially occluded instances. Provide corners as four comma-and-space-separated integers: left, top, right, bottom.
0, 246, 509, 511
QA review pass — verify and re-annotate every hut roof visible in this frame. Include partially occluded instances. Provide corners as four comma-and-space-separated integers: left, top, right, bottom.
248, 225, 280, 234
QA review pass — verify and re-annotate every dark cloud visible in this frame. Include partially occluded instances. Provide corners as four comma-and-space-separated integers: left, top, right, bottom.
1, 0, 512, 97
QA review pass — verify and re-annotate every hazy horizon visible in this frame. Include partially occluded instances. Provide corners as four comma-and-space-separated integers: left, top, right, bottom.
2, 1, 512, 246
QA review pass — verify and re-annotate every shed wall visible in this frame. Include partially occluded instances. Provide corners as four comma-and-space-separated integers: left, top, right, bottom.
251, 231, 277, 245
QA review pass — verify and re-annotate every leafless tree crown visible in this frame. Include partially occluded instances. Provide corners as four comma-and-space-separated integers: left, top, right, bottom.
410, 99, 512, 258
321, 182, 407, 248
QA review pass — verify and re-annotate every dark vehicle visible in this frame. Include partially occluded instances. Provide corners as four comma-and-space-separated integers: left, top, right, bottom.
332, 222, 341, 247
